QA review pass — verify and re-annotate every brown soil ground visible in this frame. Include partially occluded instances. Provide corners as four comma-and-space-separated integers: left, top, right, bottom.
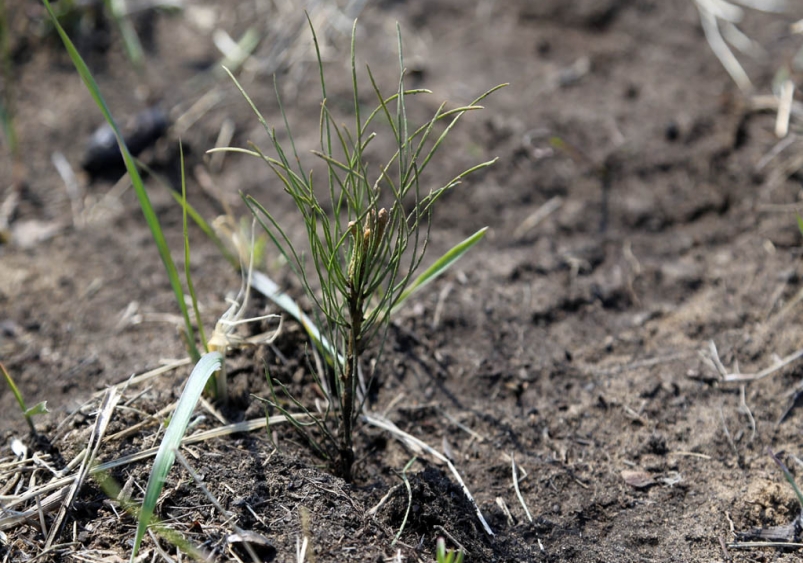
4, 1, 803, 561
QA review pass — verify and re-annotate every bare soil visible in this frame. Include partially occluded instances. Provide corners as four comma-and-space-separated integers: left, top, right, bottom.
4, 1, 803, 561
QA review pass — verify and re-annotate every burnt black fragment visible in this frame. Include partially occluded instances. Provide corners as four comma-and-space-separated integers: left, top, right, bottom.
82, 106, 168, 176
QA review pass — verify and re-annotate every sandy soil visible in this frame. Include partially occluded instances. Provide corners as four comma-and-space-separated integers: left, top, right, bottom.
4, 0, 803, 561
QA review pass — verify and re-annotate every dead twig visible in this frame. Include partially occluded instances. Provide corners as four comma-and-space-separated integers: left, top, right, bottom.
363, 413, 494, 536
1, 414, 308, 531
707, 339, 803, 382
511, 455, 533, 523
513, 196, 563, 240
45, 388, 121, 548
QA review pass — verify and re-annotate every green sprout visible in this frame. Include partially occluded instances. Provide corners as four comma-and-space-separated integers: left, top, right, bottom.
218, 18, 504, 480
1, 362, 49, 436
437, 537, 465, 563
768, 448, 803, 511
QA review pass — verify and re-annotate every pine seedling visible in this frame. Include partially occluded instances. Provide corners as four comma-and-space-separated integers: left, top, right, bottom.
218, 18, 504, 481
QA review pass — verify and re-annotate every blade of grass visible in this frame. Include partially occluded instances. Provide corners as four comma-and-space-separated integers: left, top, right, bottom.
103, 0, 144, 68
389, 227, 487, 315
250, 270, 343, 365
0, 0, 17, 158
42, 0, 200, 362
131, 351, 223, 560
94, 472, 209, 561
180, 144, 207, 353
1, 361, 44, 435
178, 143, 217, 398
768, 448, 803, 510
134, 157, 240, 270
391, 457, 416, 546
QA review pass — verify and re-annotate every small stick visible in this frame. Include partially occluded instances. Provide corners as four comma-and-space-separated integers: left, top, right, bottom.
589, 351, 692, 377
174, 449, 261, 563
441, 410, 486, 443
98, 358, 191, 396
776, 80, 795, 138
296, 536, 309, 563
513, 196, 563, 239
695, 1, 752, 92
299, 506, 316, 563
173, 449, 230, 518
719, 408, 738, 457
173, 87, 226, 137
511, 455, 533, 522
431, 282, 453, 330
45, 388, 121, 548
728, 541, 803, 548
33, 473, 48, 539
148, 529, 178, 563
381, 392, 406, 418
669, 451, 712, 460
707, 341, 728, 378
434, 524, 468, 556
200, 396, 228, 425
738, 385, 756, 442
721, 347, 803, 383
495, 497, 515, 526
0, 414, 308, 529
51, 151, 84, 229
750, 95, 803, 120
213, 28, 259, 75
755, 134, 797, 171
725, 511, 735, 533
363, 413, 495, 536
106, 402, 177, 443
0, 188, 20, 239
721, 21, 766, 59
392, 458, 416, 547
210, 118, 236, 173
718, 536, 731, 560
367, 484, 403, 517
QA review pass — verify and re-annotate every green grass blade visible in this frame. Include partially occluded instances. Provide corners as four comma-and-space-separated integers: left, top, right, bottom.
42, 0, 200, 362
1, 361, 38, 434
135, 157, 240, 271
179, 143, 208, 354
390, 227, 487, 315
103, 0, 144, 68
131, 352, 224, 560
167, 189, 239, 270
250, 270, 343, 365
0, 0, 17, 157
1, 361, 28, 414
769, 448, 803, 510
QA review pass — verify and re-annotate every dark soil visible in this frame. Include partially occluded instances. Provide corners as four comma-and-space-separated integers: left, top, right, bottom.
4, 0, 803, 561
